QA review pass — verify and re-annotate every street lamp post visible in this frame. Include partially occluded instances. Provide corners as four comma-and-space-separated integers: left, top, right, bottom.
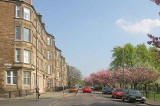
122, 49, 125, 88
35, 18, 38, 100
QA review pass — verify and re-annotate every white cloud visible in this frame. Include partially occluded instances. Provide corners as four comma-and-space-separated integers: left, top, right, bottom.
116, 18, 160, 34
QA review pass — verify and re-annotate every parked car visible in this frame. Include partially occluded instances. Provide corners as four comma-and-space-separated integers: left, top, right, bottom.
102, 87, 114, 94
90, 86, 94, 91
83, 86, 92, 93
122, 90, 146, 103
79, 86, 83, 90
112, 88, 127, 98
94, 86, 102, 91
69, 86, 78, 93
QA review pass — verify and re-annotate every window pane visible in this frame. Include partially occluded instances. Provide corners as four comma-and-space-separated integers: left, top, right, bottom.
13, 71, 17, 77
24, 78, 26, 84
27, 78, 30, 84
24, 50, 30, 63
24, 72, 30, 85
48, 51, 51, 60
7, 71, 10, 76
7, 77, 11, 84
24, 28, 30, 42
48, 65, 50, 74
16, 6, 21, 18
16, 49, 20, 62
24, 7, 30, 21
47, 37, 50, 45
6, 71, 17, 84
13, 76, 17, 84
16, 27, 21, 40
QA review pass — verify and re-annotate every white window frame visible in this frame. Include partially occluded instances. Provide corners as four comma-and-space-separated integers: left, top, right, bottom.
16, 5, 21, 18
48, 51, 51, 60
24, 7, 30, 21
48, 65, 51, 74
16, 48, 21, 62
48, 79, 51, 88
24, 50, 30, 64
24, 72, 30, 85
57, 61, 60, 67
6, 71, 17, 85
47, 37, 50, 45
57, 72, 59, 78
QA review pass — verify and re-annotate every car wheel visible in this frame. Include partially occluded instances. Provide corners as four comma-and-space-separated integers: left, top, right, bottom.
140, 101, 145, 104
127, 98, 131, 103
122, 98, 125, 102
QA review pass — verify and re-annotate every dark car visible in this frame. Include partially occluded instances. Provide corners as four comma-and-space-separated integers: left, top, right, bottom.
102, 87, 114, 94
94, 86, 102, 91
122, 90, 146, 103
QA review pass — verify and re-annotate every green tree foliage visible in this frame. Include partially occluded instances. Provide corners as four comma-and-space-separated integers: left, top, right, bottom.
110, 43, 136, 69
110, 47, 124, 69
136, 44, 149, 64
123, 43, 136, 67
148, 47, 160, 71
110, 43, 160, 72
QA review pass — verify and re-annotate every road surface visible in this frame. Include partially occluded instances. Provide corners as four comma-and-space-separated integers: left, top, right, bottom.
0, 90, 149, 106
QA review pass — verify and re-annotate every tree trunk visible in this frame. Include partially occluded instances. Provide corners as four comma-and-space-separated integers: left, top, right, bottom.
134, 83, 137, 90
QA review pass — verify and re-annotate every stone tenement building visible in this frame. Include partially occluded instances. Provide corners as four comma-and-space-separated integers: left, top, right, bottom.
0, 0, 68, 93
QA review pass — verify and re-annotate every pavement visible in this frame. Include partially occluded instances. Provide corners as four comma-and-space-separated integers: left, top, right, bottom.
0, 90, 69, 101
145, 99, 160, 106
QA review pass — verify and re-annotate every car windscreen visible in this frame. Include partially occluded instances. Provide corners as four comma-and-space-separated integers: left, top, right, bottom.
105, 88, 111, 90
116, 89, 124, 92
129, 90, 142, 95
116, 89, 128, 92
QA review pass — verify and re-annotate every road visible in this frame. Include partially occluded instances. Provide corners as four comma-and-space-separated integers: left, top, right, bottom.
0, 90, 149, 106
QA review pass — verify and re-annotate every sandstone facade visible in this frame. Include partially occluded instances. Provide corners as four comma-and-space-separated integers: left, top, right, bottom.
0, 0, 68, 93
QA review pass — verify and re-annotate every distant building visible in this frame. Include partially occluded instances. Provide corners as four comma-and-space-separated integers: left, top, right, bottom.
0, 0, 68, 93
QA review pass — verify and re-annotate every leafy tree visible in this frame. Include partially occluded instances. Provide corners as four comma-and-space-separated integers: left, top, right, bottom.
129, 66, 160, 89
85, 70, 116, 87
148, 47, 160, 71
110, 43, 136, 69
110, 46, 124, 69
147, 0, 160, 70
151, 0, 160, 5
135, 44, 149, 64
67, 66, 82, 87
123, 43, 136, 68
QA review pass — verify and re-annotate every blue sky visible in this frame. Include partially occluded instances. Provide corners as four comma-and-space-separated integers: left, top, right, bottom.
33, 0, 160, 77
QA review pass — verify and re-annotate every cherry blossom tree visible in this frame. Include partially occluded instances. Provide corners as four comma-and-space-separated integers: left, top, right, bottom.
129, 66, 160, 89
85, 70, 117, 87
151, 0, 160, 5
147, 0, 160, 59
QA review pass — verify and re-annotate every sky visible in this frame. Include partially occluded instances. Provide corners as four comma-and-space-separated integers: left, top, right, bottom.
32, 0, 160, 78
